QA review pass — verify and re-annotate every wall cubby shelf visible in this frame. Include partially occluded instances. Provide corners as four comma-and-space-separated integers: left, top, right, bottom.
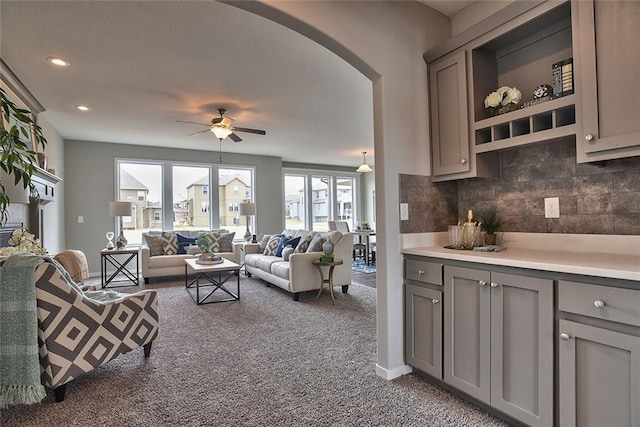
474, 94, 576, 153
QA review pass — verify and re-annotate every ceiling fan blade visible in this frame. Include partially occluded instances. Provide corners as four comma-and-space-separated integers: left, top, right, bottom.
229, 133, 242, 142
233, 127, 266, 135
177, 120, 210, 126
187, 129, 212, 137
211, 117, 222, 124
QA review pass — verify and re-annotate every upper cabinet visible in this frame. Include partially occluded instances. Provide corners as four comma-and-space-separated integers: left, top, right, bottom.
429, 51, 470, 176
574, 0, 640, 162
426, 0, 640, 181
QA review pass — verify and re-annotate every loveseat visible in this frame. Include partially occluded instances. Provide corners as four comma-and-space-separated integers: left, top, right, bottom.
244, 229, 353, 301
141, 229, 240, 284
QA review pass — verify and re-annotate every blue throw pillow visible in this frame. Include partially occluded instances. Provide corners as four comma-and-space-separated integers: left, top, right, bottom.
176, 233, 197, 254
275, 236, 301, 257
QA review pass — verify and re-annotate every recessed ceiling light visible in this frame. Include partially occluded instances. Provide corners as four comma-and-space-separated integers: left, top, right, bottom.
46, 57, 71, 67
75, 105, 89, 111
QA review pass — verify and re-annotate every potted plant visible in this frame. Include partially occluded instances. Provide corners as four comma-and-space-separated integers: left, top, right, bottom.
478, 209, 504, 246
361, 220, 370, 230
197, 234, 212, 259
0, 88, 47, 225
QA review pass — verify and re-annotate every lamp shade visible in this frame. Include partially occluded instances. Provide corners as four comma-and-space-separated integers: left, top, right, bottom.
238, 202, 256, 216
109, 201, 132, 217
211, 125, 233, 140
356, 151, 373, 173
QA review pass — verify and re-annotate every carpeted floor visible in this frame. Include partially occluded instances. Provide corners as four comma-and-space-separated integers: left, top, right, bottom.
1, 276, 506, 426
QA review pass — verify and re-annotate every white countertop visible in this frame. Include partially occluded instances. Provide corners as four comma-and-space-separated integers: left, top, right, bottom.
402, 246, 640, 282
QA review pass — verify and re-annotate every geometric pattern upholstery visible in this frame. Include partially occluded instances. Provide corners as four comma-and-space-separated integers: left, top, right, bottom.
35, 262, 159, 393
207, 232, 235, 253
161, 232, 179, 255
263, 235, 281, 256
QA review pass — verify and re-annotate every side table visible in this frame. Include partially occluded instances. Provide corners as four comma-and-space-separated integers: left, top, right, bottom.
101, 247, 140, 288
313, 258, 344, 305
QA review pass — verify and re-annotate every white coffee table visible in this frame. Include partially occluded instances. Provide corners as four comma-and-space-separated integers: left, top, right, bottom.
184, 258, 241, 305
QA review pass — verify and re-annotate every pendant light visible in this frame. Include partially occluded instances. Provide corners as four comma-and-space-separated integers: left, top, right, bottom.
356, 151, 373, 173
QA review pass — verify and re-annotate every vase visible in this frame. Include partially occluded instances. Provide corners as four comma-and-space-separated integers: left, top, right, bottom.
322, 241, 334, 256
484, 233, 497, 246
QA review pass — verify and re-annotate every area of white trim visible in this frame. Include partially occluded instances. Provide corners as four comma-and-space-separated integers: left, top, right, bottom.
376, 363, 413, 380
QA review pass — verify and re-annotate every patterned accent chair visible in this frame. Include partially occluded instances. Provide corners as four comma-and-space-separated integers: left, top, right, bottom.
35, 261, 159, 402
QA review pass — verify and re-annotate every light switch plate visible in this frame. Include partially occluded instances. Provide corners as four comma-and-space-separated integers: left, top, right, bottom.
77, 215, 84, 223
544, 197, 560, 218
400, 203, 409, 220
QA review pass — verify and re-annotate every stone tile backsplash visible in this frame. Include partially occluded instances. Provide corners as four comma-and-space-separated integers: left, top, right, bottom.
400, 139, 640, 235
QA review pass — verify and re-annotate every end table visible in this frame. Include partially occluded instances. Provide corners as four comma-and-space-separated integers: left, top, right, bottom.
313, 258, 343, 305
101, 247, 140, 288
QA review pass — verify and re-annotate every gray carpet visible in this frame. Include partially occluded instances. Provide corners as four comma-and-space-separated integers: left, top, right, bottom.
1, 276, 506, 426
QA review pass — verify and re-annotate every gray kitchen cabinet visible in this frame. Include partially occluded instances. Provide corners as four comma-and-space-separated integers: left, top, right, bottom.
405, 284, 442, 379
444, 265, 553, 427
429, 51, 471, 178
574, 0, 640, 162
558, 319, 640, 426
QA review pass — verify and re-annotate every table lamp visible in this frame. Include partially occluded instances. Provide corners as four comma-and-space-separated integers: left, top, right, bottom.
109, 201, 132, 248
238, 202, 255, 242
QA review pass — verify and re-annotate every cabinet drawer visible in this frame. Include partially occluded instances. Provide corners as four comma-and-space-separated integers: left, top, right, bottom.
558, 280, 640, 327
405, 259, 442, 286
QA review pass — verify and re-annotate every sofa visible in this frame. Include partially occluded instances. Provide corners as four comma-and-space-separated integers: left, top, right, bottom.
244, 229, 353, 301
141, 229, 240, 284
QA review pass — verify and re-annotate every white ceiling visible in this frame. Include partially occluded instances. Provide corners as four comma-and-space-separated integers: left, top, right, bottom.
0, 1, 467, 169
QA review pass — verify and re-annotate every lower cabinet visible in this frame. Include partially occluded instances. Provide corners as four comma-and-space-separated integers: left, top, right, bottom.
405, 284, 442, 378
443, 266, 554, 427
558, 319, 640, 426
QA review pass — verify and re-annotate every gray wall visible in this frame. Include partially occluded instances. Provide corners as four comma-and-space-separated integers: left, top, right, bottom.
64, 140, 284, 272
400, 139, 640, 235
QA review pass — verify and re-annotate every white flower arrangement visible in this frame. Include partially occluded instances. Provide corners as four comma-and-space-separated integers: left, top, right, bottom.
0, 228, 47, 256
484, 86, 522, 116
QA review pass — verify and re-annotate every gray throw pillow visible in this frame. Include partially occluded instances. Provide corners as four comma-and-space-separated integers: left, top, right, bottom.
282, 246, 294, 261
294, 232, 316, 253
263, 235, 281, 256
143, 233, 164, 257
208, 231, 235, 252
306, 233, 326, 252
258, 234, 273, 253
161, 232, 179, 255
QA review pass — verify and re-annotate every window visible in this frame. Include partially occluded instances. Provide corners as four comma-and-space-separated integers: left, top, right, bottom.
284, 170, 360, 232
117, 161, 254, 242
233, 217, 240, 225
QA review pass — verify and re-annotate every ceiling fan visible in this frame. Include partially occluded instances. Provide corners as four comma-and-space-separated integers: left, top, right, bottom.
177, 108, 266, 142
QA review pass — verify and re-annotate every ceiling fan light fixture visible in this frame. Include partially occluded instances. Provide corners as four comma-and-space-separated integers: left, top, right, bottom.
356, 151, 373, 173
211, 125, 233, 140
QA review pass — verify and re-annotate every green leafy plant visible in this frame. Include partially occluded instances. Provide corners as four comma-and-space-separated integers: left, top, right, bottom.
0, 88, 47, 225
197, 233, 211, 253
478, 209, 504, 235
361, 220, 370, 230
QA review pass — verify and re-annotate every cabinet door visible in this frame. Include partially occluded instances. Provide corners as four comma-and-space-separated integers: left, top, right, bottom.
444, 266, 491, 403
490, 272, 554, 427
429, 51, 470, 176
559, 319, 640, 427
575, 0, 640, 160
405, 284, 442, 378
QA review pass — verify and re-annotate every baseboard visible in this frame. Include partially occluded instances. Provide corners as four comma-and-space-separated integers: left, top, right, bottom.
375, 363, 413, 380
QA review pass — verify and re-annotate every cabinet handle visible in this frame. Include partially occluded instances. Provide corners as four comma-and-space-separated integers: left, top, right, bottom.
560, 333, 571, 341
461, 158, 467, 164
585, 134, 594, 141
594, 300, 605, 308
432, 299, 439, 304
490, 282, 499, 288
479, 280, 487, 286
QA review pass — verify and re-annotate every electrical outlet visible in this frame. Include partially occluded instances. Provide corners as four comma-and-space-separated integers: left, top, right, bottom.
544, 197, 560, 218
400, 203, 409, 220
77, 216, 84, 223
